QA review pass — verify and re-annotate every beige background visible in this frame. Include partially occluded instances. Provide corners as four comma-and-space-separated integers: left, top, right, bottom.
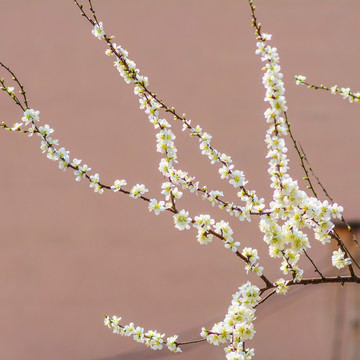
0, 0, 359, 359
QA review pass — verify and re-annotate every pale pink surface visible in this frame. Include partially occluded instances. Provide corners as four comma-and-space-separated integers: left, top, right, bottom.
0, 1, 359, 359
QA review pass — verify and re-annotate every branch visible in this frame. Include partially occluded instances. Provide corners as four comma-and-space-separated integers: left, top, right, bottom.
295, 76, 360, 104
261, 274, 360, 294
304, 250, 325, 280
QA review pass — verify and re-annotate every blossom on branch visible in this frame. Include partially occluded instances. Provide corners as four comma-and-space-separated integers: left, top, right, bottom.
332, 249, 351, 269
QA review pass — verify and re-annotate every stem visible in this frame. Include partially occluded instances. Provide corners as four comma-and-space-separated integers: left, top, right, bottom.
304, 249, 325, 280
284, 112, 317, 197
260, 274, 360, 294
176, 338, 206, 346
256, 289, 276, 306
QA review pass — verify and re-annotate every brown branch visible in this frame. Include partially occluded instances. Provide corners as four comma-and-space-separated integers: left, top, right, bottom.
260, 274, 360, 294
304, 249, 325, 280
284, 112, 318, 197
176, 338, 206, 346
0, 62, 29, 111
256, 289, 276, 306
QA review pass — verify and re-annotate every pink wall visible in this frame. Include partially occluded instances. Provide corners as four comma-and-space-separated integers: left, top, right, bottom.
0, 1, 359, 359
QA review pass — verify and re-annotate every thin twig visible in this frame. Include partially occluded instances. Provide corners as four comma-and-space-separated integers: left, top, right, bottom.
299, 143, 333, 201
176, 338, 206, 346
256, 289, 276, 306
284, 112, 318, 197
304, 250, 325, 280
296, 77, 360, 103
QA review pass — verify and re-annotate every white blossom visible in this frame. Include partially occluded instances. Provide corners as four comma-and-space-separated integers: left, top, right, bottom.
332, 248, 351, 269
173, 210, 192, 231
129, 184, 148, 199
92, 22, 105, 39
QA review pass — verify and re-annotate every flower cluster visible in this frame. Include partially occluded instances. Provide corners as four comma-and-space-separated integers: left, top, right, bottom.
129, 184, 148, 199
170, 207, 245, 254
201, 282, 260, 360
104, 315, 181, 353
215, 220, 240, 253
241, 247, 263, 277
274, 278, 289, 295
148, 199, 168, 215
193, 214, 215, 245
111, 179, 127, 192
254, 30, 345, 282
332, 248, 351, 269
92, 22, 105, 40
173, 209, 192, 231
